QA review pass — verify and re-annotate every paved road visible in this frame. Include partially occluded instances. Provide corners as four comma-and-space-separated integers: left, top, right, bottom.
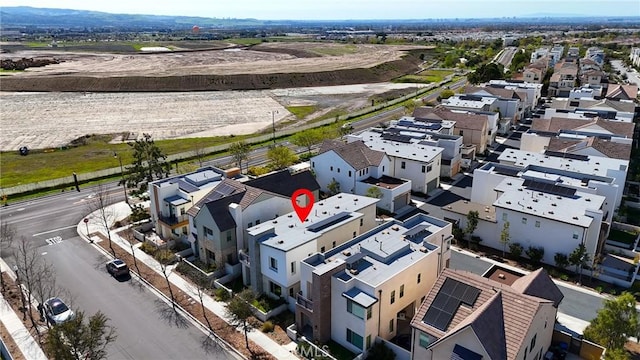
449, 250, 604, 322
496, 47, 518, 70
43, 238, 233, 360
612, 59, 640, 92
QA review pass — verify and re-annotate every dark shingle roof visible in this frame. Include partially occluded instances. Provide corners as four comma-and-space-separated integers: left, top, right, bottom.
203, 192, 244, 231
413, 106, 487, 131
246, 169, 320, 197
318, 140, 385, 170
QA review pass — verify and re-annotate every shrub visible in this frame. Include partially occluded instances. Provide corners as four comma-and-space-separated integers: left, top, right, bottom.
140, 241, 157, 255
560, 274, 569, 281
248, 166, 270, 176
525, 246, 545, 265
215, 287, 231, 302
154, 249, 176, 265
130, 204, 151, 222
509, 242, 523, 259
261, 321, 275, 333
596, 286, 604, 293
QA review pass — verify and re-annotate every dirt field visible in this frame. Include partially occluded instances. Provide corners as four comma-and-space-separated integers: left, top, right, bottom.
0, 82, 421, 151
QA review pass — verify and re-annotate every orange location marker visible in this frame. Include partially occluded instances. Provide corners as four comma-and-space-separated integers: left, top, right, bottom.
291, 189, 314, 222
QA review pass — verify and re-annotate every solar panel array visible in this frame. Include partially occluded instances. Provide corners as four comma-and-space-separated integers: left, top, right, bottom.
544, 150, 589, 161
522, 179, 577, 198
382, 133, 413, 143
176, 180, 199, 193
422, 278, 481, 331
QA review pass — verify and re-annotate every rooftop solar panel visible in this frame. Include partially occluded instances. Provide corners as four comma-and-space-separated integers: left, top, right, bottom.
522, 179, 577, 198
177, 180, 199, 193
461, 287, 481, 306
544, 150, 589, 161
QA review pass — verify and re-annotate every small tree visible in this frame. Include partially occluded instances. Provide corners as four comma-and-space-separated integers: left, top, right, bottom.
465, 211, 479, 248
554, 253, 569, 270
290, 128, 324, 154
229, 141, 250, 173
569, 243, 590, 283
86, 184, 116, 257
226, 289, 257, 353
499, 221, 510, 258
45, 310, 117, 360
327, 178, 341, 196
584, 292, 639, 352
125, 133, 171, 194
267, 145, 298, 170
509, 242, 523, 259
366, 186, 383, 199
525, 246, 545, 265
438, 89, 455, 102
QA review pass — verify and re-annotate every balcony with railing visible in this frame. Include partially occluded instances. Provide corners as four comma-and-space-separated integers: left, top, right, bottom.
239, 249, 250, 267
296, 292, 313, 312
158, 214, 189, 227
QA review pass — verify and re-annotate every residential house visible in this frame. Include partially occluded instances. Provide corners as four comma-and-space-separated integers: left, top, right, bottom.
523, 67, 544, 84
488, 79, 543, 112
357, 122, 464, 178
188, 170, 320, 267
530, 47, 550, 64
410, 268, 563, 360
311, 140, 412, 212
569, 84, 603, 99
297, 214, 453, 356
579, 58, 601, 74
630, 47, 640, 67
149, 166, 240, 243
550, 98, 637, 122
464, 86, 525, 132
605, 84, 639, 101
414, 106, 493, 155
567, 46, 580, 59
244, 193, 380, 309
548, 60, 578, 97
585, 47, 605, 67
580, 69, 604, 87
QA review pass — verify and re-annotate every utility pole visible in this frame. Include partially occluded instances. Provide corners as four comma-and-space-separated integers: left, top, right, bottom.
271, 110, 279, 145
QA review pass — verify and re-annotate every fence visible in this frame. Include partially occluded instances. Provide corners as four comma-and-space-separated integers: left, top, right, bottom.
1, 77, 456, 197
552, 329, 605, 360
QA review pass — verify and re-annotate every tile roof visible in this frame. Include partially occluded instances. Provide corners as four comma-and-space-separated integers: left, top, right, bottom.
552, 98, 636, 113
606, 84, 639, 100
318, 140, 386, 170
465, 86, 518, 100
510, 268, 564, 308
547, 137, 631, 160
411, 269, 555, 360
532, 117, 635, 138
413, 106, 487, 131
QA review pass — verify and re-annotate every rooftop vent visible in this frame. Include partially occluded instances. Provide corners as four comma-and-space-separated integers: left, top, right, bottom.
322, 211, 327, 215
392, 226, 400, 231
572, 216, 579, 220
342, 251, 351, 256
335, 206, 340, 209
506, 201, 512, 204
278, 240, 284, 244
272, 220, 278, 224
338, 195, 342, 199
533, 199, 538, 203
527, 206, 533, 209
507, 182, 512, 185
498, 273, 506, 279
518, 188, 523, 192
549, 211, 554, 214
288, 214, 293, 218
419, 247, 428, 253
288, 224, 294, 228
551, 203, 557, 207
349, 269, 359, 275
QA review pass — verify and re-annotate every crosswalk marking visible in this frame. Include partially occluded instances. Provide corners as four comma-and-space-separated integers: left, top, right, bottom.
45, 236, 63, 245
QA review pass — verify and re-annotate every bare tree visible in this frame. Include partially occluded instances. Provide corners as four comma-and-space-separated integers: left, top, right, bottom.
159, 258, 177, 311
86, 185, 116, 257
193, 142, 207, 168
0, 220, 16, 293
189, 272, 215, 333
125, 231, 141, 276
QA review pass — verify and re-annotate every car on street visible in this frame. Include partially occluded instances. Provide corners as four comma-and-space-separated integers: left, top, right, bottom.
106, 258, 130, 277
44, 297, 75, 325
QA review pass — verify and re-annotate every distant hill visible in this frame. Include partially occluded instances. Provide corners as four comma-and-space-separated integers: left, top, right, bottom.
0, 6, 265, 29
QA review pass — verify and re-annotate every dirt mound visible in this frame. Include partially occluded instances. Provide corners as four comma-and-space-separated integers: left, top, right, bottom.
0, 52, 421, 92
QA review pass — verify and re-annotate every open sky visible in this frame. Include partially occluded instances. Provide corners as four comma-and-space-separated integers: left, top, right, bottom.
1, 0, 639, 20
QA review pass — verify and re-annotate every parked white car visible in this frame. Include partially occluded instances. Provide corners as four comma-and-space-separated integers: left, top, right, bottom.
44, 297, 75, 325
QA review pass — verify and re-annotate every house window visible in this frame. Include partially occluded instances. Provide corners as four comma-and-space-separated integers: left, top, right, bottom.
390, 290, 395, 304
367, 307, 372, 320
321, 246, 325, 253
401, 161, 406, 169
400, 285, 404, 298
289, 288, 294, 297
204, 227, 213, 236
332, 241, 336, 248
427, 164, 433, 172
535, 221, 540, 228
269, 281, 282, 297
573, 232, 579, 240
502, 213, 508, 221
346, 329, 363, 349
353, 231, 357, 238
248, 222, 253, 228
360, 219, 363, 226
421, 165, 426, 173
389, 319, 394, 333
312, 162, 315, 168
256, 219, 261, 225
348, 170, 352, 177
419, 332, 432, 348
291, 261, 296, 274
366, 335, 371, 349
330, 166, 334, 171
337, 168, 341, 173
347, 299, 365, 319
522, 217, 527, 225
226, 254, 233, 264
382, 166, 385, 172
417, 273, 421, 284
180, 207, 186, 215
226, 231, 232, 242
459, 130, 464, 136
269, 257, 278, 271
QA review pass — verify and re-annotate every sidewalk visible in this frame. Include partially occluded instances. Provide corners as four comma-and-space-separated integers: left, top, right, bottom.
78, 202, 299, 360
0, 260, 48, 360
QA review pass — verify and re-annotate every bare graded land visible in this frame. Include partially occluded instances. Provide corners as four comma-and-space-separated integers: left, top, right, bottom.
0, 42, 431, 91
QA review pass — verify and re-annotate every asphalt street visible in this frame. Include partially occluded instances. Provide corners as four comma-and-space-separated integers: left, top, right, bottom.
43, 238, 233, 360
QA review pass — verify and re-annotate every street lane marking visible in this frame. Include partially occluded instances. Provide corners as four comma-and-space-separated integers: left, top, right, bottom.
32, 225, 77, 237
45, 236, 63, 245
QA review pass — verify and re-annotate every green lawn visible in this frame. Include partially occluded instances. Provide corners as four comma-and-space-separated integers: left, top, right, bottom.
225, 38, 263, 46
0, 134, 250, 188
309, 44, 358, 56
286, 105, 318, 119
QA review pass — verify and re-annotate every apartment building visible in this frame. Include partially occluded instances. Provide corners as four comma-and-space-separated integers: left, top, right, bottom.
630, 47, 640, 67
244, 193, 379, 309
296, 214, 453, 355
311, 140, 412, 212
410, 268, 563, 360
149, 166, 239, 243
